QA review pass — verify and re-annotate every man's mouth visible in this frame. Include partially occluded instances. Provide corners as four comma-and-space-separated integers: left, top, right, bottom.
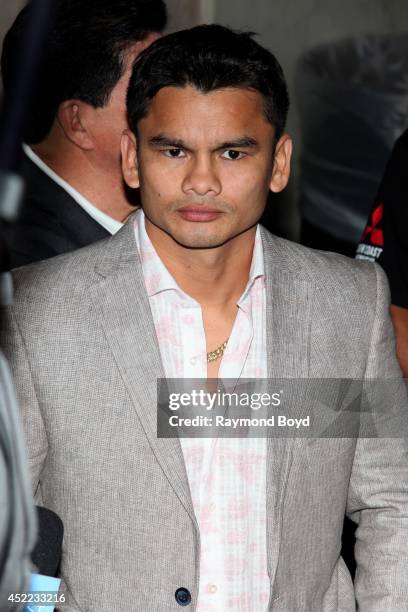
176, 205, 224, 222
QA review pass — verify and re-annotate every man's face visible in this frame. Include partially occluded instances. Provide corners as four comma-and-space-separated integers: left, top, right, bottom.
122, 85, 292, 249
89, 33, 160, 172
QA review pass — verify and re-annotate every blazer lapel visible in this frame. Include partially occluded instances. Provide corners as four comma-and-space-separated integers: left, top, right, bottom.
89, 221, 197, 526
261, 227, 313, 588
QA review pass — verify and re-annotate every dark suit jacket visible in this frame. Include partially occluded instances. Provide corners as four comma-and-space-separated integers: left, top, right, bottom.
5, 152, 109, 268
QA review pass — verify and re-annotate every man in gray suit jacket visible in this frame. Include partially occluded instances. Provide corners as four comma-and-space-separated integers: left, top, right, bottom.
1, 25, 408, 611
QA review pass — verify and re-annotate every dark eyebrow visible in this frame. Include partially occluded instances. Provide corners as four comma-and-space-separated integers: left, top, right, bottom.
149, 135, 189, 149
148, 134, 259, 151
214, 137, 259, 150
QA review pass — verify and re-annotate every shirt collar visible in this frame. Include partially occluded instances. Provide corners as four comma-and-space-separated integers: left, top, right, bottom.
133, 208, 265, 301
23, 143, 123, 235
238, 225, 265, 306
134, 208, 186, 298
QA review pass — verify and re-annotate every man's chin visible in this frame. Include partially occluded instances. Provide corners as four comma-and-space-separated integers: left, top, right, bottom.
168, 223, 259, 250
148, 220, 228, 249
170, 234, 231, 250
145, 215, 257, 250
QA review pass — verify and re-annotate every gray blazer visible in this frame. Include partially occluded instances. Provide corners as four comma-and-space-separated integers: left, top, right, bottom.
1, 221, 407, 611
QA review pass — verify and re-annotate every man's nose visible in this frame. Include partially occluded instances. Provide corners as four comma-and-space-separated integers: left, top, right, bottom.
182, 156, 222, 196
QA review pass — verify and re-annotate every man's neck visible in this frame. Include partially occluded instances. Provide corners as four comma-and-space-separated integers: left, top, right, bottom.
145, 219, 257, 308
31, 141, 137, 223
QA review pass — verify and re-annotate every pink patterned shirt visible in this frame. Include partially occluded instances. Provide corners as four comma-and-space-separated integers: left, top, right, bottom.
134, 209, 269, 611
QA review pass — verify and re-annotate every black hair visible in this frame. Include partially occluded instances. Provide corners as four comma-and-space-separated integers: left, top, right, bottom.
127, 25, 289, 140
1, 0, 167, 143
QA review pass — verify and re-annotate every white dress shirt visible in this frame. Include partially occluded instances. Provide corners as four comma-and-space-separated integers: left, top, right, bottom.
23, 144, 123, 235
134, 209, 269, 611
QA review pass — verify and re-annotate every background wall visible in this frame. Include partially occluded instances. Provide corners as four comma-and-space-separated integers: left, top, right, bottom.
211, 0, 408, 140
0, 1, 26, 45
166, 0, 200, 31
209, 0, 408, 236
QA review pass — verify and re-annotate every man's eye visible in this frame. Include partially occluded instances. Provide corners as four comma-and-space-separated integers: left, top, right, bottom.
221, 150, 245, 160
163, 148, 186, 158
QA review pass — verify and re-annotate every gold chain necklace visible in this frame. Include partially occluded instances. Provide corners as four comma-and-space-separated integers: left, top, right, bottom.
207, 338, 229, 363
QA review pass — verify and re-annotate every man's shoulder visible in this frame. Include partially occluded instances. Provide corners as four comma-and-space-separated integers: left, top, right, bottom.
13, 223, 382, 292
11, 225, 126, 299
260, 226, 385, 302
5, 152, 113, 268
20, 151, 71, 212
261, 226, 377, 278
10, 223, 386, 314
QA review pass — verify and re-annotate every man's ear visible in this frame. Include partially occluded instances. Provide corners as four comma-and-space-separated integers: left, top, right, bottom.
270, 134, 292, 193
121, 129, 139, 189
57, 100, 94, 150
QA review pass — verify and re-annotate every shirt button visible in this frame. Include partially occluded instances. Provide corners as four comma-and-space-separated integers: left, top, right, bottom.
209, 502, 216, 511
208, 584, 218, 594
190, 356, 197, 366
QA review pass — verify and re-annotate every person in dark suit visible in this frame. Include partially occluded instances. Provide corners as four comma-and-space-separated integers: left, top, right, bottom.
1, 0, 167, 268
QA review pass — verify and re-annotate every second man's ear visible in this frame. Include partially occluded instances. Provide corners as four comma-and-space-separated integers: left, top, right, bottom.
57, 100, 94, 150
121, 130, 140, 189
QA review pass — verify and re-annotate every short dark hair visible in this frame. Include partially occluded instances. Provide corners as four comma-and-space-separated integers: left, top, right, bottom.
1, 0, 167, 143
127, 25, 289, 141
